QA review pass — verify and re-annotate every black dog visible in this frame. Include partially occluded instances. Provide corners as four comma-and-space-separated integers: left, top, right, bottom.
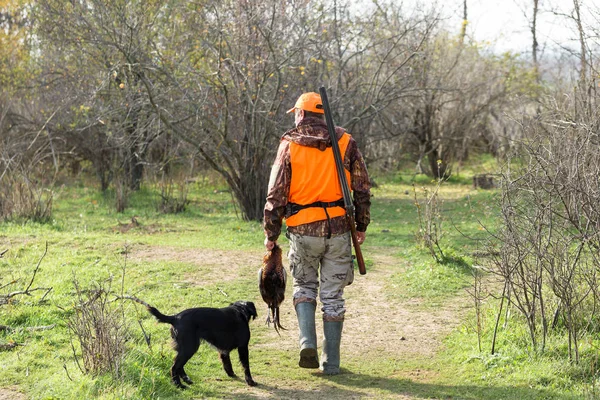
146, 301, 258, 388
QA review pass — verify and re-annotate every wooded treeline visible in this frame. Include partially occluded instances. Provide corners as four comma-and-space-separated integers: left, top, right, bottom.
3, 0, 600, 371
0, 0, 597, 222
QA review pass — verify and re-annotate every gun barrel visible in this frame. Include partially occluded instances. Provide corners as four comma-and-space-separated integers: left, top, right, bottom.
319, 86, 366, 275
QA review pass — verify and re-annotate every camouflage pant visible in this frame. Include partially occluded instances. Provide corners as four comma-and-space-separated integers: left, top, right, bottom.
287, 231, 354, 321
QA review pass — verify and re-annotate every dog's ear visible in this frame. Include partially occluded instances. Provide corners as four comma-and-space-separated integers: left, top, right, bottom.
233, 301, 257, 321
247, 301, 257, 320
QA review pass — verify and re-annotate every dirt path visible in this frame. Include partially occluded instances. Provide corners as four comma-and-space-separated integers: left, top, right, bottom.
345, 249, 469, 359
0, 387, 26, 400
130, 244, 471, 399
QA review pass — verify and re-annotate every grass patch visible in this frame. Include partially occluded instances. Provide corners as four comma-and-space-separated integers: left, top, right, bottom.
1, 168, 597, 399
386, 247, 474, 307
439, 299, 600, 398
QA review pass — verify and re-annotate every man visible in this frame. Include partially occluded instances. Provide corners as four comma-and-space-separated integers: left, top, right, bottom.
263, 91, 371, 375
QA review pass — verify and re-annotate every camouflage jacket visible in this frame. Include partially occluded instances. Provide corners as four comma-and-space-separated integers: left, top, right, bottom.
263, 117, 371, 241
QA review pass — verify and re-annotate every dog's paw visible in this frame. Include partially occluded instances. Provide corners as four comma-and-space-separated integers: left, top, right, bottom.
246, 379, 258, 387
172, 379, 187, 390
182, 376, 194, 385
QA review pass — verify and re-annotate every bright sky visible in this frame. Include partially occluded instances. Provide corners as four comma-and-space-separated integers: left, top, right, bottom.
436, 0, 595, 55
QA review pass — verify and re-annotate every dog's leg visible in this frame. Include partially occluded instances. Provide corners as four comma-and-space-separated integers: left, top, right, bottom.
170, 361, 186, 389
237, 345, 257, 386
171, 337, 199, 389
219, 351, 236, 378
181, 366, 194, 385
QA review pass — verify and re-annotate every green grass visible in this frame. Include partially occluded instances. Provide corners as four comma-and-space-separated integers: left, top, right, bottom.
0, 167, 598, 399
440, 302, 600, 400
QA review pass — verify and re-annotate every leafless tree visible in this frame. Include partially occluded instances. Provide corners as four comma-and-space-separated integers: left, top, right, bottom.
487, 91, 600, 361
33, 0, 454, 218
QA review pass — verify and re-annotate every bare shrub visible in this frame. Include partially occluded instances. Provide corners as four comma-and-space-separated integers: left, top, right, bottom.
67, 277, 130, 376
153, 148, 194, 214
487, 93, 600, 361
413, 173, 445, 262
0, 175, 54, 222
158, 172, 189, 214
0, 98, 55, 222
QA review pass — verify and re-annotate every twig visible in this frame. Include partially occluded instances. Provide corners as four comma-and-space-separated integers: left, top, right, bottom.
27, 107, 61, 151
24, 242, 48, 293
0, 279, 19, 291
138, 320, 152, 349
491, 282, 507, 355
0, 249, 7, 258
70, 340, 85, 374
114, 295, 153, 348
63, 364, 74, 382
114, 294, 151, 308
39, 287, 53, 302
2, 243, 50, 303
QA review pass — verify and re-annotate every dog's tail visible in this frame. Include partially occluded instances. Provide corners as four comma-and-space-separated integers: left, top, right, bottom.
146, 305, 177, 325
146, 305, 175, 325
117, 295, 177, 325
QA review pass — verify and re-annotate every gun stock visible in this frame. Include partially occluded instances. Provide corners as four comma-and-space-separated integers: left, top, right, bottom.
319, 86, 366, 275
348, 215, 367, 275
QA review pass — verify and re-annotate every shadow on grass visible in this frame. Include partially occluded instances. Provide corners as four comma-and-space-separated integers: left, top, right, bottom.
225, 369, 581, 400
439, 252, 473, 274
328, 370, 579, 400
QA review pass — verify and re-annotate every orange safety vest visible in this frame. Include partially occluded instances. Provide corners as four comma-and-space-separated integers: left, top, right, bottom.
286, 133, 352, 227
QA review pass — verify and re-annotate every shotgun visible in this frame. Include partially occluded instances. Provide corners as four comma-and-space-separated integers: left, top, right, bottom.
319, 86, 366, 275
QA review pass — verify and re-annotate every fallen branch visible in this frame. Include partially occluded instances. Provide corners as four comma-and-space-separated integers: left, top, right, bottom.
5, 287, 53, 301
0, 342, 23, 351
0, 324, 56, 333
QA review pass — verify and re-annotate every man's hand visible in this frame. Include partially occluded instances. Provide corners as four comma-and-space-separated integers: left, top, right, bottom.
356, 231, 366, 245
264, 237, 276, 250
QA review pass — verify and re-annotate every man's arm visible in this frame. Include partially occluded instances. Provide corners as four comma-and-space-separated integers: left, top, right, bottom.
263, 140, 292, 246
345, 138, 371, 233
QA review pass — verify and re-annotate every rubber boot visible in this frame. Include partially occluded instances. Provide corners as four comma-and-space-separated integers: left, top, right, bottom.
321, 321, 343, 375
295, 302, 319, 368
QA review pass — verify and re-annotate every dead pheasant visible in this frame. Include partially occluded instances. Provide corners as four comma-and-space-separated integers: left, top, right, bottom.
258, 243, 287, 334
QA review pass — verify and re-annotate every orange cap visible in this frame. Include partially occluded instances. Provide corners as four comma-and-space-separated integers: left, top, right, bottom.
286, 92, 325, 114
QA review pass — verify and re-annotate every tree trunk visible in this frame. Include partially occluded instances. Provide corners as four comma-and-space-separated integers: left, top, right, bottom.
531, 0, 540, 83
427, 149, 449, 179
460, 0, 468, 44
128, 154, 144, 191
